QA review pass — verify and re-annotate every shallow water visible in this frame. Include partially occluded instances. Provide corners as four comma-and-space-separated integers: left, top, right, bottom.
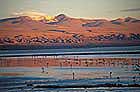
1, 46, 140, 58
0, 46, 140, 91
0, 65, 140, 92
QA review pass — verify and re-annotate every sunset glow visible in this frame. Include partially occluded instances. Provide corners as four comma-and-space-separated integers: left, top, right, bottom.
0, 0, 140, 91
0, 0, 140, 19
13, 11, 54, 21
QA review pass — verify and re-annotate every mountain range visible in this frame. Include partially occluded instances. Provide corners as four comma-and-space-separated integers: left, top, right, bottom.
0, 14, 140, 50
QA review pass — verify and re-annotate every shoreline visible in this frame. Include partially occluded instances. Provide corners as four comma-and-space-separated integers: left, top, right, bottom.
1, 51, 140, 57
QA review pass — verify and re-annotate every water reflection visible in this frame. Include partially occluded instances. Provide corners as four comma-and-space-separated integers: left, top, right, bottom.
0, 56, 140, 91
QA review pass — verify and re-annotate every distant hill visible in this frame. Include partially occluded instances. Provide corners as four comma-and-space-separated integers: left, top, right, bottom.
0, 14, 140, 50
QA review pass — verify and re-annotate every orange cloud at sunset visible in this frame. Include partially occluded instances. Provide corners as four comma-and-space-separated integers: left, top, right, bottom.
13, 11, 54, 21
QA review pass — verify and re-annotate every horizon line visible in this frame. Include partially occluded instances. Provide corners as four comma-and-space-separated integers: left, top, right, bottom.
0, 14, 139, 21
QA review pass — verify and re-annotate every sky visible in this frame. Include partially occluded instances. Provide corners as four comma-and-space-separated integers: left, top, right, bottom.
0, 0, 140, 19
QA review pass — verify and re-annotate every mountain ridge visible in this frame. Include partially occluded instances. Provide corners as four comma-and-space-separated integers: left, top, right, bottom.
0, 14, 140, 49
1, 14, 140, 23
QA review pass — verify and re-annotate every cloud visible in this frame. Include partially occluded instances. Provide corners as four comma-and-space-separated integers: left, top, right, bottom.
120, 8, 140, 12
12, 11, 54, 21
12, 11, 47, 16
